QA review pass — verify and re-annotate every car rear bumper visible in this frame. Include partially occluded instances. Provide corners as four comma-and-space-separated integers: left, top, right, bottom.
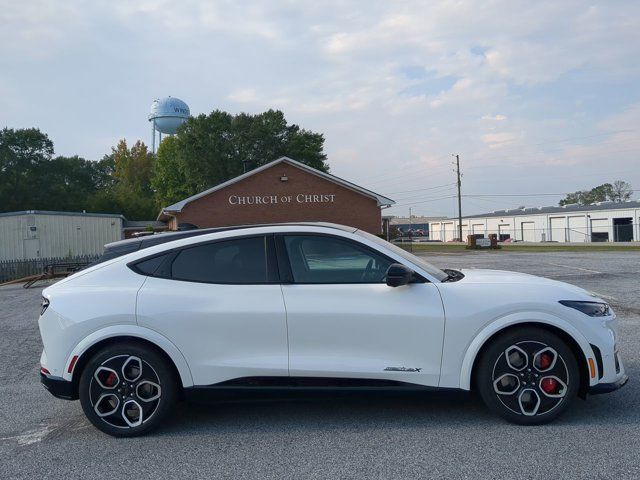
588, 374, 629, 395
40, 372, 77, 400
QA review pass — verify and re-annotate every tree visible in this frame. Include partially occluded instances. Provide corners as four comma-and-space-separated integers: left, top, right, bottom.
90, 140, 157, 220
152, 109, 328, 206
0, 128, 54, 211
559, 181, 633, 206
0, 127, 159, 219
610, 180, 633, 202
152, 136, 191, 207
35, 155, 109, 211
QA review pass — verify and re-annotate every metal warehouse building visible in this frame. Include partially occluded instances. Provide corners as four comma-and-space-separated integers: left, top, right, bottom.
429, 200, 640, 243
0, 211, 125, 260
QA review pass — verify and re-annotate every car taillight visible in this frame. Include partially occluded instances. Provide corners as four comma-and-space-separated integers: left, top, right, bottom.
41, 297, 50, 316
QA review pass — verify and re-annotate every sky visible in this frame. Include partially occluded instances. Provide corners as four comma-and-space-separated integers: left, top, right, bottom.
2, 0, 639, 218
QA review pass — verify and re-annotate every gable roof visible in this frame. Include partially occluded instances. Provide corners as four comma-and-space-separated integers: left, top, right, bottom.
159, 156, 395, 218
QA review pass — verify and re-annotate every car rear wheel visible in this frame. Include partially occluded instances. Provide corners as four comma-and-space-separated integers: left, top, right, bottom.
476, 327, 579, 425
79, 342, 178, 437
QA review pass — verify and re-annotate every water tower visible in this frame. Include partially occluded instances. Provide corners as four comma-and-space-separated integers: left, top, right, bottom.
148, 97, 190, 153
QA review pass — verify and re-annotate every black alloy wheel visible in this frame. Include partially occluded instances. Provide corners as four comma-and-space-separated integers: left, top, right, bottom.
79, 343, 177, 437
477, 327, 579, 425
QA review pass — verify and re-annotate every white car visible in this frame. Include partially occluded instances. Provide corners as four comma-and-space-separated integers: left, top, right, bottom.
38, 223, 627, 436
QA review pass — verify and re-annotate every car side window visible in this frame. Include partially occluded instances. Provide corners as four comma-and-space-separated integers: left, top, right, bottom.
132, 253, 171, 276
283, 235, 393, 284
170, 236, 267, 284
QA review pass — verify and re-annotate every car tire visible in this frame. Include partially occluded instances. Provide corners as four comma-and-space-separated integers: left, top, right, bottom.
476, 327, 580, 425
79, 342, 178, 437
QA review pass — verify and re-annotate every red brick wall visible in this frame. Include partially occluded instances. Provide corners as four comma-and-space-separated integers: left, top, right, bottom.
171, 163, 383, 233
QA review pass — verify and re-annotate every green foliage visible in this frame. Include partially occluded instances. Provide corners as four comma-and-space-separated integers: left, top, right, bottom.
152, 109, 328, 206
559, 181, 633, 206
36, 155, 109, 211
0, 128, 156, 220
0, 127, 54, 211
2, 109, 328, 220
88, 140, 157, 220
152, 136, 191, 207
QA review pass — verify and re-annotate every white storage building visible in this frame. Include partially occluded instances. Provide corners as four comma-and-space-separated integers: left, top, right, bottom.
429, 200, 640, 243
0, 210, 124, 260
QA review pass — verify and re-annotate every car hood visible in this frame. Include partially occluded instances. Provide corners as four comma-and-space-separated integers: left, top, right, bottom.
455, 268, 598, 300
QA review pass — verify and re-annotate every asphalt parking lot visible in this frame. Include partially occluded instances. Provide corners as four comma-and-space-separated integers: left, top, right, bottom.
1, 250, 638, 479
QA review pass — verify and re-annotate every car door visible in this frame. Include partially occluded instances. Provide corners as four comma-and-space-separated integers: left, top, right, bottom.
136, 235, 288, 386
277, 233, 445, 387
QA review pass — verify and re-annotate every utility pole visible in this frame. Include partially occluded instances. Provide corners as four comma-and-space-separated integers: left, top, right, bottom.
454, 154, 463, 242
409, 207, 413, 252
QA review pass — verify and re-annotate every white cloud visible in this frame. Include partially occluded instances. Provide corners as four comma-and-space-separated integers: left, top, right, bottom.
482, 114, 507, 121
228, 88, 259, 104
2, 0, 640, 216
481, 132, 518, 148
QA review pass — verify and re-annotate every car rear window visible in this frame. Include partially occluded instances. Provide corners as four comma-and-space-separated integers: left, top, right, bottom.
170, 236, 267, 284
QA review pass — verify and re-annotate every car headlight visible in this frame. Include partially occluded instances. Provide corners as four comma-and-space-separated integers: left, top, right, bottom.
559, 300, 611, 317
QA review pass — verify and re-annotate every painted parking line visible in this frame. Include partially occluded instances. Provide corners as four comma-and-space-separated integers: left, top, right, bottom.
0, 424, 54, 446
545, 263, 602, 274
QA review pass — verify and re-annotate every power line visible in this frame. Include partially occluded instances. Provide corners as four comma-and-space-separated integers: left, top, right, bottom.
393, 194, 458, 207
464, 193, 567, 197
390, 188, 457, 202
364, 165, 455, 188
463, 145, 640, 171
362, 153, 454, 184
361, 144, 640, 193
384, 182, 457, 195
462, 167, 640, 184
366, 131, 639, 183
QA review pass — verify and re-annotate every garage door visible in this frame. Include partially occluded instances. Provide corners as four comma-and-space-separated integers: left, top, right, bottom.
568, 216, 586, 242
550, 217, 566, 242
472, 224, 485, 237
430, 223, 441, 241
443, 223, 455, 241
498, 224, 511, 241
521, 222, 536, 242
590, 219, 609, 242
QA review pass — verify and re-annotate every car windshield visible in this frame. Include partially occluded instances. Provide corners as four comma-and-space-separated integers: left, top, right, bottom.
355, 230, 449, 282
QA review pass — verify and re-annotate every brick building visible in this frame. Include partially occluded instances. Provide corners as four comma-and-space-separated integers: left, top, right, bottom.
157, 157, 394, 234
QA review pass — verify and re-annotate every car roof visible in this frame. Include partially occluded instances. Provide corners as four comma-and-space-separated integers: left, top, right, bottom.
98, 222, 357, 264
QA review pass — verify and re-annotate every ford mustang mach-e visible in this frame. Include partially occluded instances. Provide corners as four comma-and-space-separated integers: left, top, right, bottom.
38, 223, 627, 436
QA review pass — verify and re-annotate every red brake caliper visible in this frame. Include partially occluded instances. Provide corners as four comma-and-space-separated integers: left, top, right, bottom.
541, 377, 558, 394
106, 372, 117, 387
539, 353, 552, 370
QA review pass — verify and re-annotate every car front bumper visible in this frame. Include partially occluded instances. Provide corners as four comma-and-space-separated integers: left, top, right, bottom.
40, 372, 77, 400
588, 374, 629, 395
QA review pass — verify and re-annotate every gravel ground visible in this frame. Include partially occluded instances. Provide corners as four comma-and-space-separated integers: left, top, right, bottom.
0, 250, 638, 479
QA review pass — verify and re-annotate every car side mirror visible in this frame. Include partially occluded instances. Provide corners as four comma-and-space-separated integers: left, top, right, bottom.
385, 263, 414, 287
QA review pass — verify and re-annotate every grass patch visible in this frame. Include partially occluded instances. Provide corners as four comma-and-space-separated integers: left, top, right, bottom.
396, 243, 640, 253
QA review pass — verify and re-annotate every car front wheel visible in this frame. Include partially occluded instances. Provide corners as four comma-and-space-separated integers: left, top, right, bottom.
79, 342, 178, 437
476, 327, 579, 425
